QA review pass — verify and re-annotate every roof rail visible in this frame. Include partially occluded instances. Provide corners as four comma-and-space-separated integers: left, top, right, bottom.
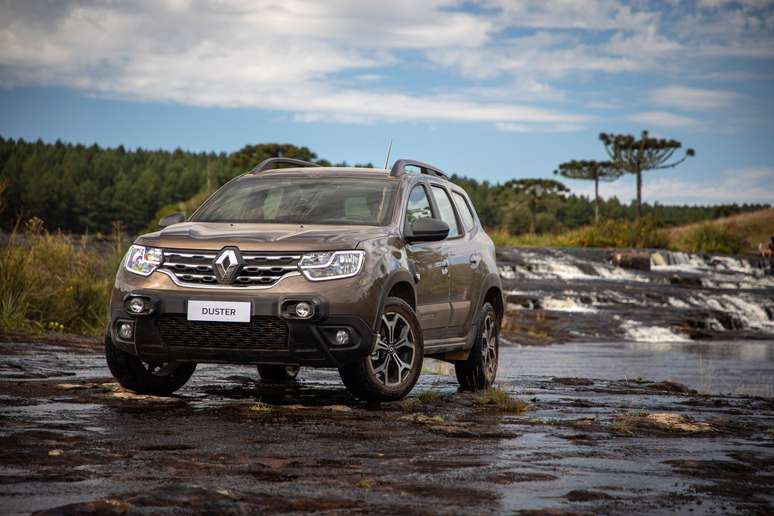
389, 159, 449, 180
250, 157, 321, 174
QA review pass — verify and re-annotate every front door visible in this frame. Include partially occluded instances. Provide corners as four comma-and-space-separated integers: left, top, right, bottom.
404, 184, 451, 334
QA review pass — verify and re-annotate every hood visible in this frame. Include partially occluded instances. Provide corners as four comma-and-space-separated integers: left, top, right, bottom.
135, 222, 393, 252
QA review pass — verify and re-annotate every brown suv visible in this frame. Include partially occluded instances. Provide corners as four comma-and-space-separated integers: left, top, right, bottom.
106, 158, 503, 401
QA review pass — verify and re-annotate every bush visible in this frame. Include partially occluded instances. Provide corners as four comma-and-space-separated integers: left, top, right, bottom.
683, 223, 747, 254
0, 219, 124, 336
491, 216, 670, 250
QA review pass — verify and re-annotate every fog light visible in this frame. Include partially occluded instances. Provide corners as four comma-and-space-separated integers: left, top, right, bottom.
127, 297, 145, 314
295, 302, 313, 319
335, 329, 350, 346
118, 322, 134, 340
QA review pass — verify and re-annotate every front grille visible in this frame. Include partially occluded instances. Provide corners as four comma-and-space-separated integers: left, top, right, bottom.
158, 315, 289, 350
160, 249, 300, 287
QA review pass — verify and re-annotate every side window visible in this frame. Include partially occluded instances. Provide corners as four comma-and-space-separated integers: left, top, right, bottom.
452, 191, 476, 231
405, 185, 433, 225
430, 185, 460, 238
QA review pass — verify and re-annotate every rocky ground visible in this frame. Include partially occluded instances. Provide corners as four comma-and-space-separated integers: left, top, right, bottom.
1, 339, 773, 515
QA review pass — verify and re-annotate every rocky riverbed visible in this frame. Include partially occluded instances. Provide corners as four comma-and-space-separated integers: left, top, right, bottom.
1, 247, 774, 514
1, 338, 773, 515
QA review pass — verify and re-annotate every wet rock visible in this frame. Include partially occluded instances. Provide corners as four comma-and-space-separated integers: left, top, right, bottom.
488, 471, 559, 484
610, 251, 652, 271
564, 489, 613, 501
552, 377, 594, 386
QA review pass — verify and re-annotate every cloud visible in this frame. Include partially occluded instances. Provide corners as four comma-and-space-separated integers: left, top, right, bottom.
0, 0, 596, 129
0, 0, 772, 131
649, 85, 738, 110
630, 111, 702, 129
569, 166, 774, 204
495, 122, 585, 133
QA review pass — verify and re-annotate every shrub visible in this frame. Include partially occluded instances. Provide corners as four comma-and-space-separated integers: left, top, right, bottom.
0, 219, 123, 336
683, 223, 747, 255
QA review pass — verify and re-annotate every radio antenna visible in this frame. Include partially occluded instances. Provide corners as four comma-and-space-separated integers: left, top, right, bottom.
383, 138, 393, 169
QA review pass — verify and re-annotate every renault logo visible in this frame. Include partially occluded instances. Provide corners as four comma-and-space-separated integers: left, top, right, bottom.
214, 248, 241, 284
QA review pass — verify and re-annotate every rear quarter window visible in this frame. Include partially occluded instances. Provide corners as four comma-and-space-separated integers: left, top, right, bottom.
452, 191, 476, 231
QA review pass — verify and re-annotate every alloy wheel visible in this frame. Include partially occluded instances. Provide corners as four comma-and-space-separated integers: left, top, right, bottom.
480, 314, 497, 382
369, 311, 417, 387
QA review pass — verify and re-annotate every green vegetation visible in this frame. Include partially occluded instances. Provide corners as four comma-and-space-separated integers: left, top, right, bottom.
472, 387, 528, 413
599, 130, 694, 219
0, 219, 123, 336
0, 136, 766, 238
490, 217, 670, 249
682, 223, 748, 254
668, 208, 774, 254
0, 137, 371, 234
249, 401, 273, 413
415, 390, 442, 404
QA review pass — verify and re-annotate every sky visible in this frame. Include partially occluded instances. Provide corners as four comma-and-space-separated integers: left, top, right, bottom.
1, 0, 773, 205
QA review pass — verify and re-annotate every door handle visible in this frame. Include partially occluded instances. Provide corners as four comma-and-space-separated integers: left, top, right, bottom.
440, 259, 449, 275
469, 254, 481, 267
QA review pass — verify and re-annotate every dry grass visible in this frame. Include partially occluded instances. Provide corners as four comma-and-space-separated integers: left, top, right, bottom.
472, 387, 529, 413
249, 401, 273, 413
0, 219, 124, 336
667, 208, 774, 253
415, 390, 442, 404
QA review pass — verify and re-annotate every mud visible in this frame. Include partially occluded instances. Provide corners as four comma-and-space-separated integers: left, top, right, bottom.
1, 339, 773, 515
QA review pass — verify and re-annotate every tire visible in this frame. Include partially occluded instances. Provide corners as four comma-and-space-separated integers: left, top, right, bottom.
105, 335, 196, 396
455, 302, 499, 391
339, 297, 423, 402
257, 364, 300, 383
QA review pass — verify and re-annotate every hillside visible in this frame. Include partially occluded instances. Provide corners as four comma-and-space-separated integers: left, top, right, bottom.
667, 208, 774, 253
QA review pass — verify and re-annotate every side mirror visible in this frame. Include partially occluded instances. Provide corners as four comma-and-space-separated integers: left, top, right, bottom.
406, 218, 449, 243
158, 212, 185, 228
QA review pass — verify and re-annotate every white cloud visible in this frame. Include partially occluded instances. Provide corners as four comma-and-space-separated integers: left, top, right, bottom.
630, 111, 702, 129
649, 85, 738, 110
569, 166, 774, 204
0, 0, 772, 131
495, 122, 585, 133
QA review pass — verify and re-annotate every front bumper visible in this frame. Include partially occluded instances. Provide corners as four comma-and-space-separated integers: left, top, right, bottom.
108, 269, 381, 368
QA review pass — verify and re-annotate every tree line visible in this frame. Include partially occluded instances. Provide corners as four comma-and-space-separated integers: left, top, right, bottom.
0, 136, 767, 235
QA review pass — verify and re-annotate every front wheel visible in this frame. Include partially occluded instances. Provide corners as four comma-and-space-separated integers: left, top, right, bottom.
339, 297, 423, 402
105, 335, 196, 396
455, 302, 499, 391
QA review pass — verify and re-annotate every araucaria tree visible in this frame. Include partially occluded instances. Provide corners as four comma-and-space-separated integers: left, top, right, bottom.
555, 160, 621, 223
599, 130, 694, 220
504, 178, 569, 234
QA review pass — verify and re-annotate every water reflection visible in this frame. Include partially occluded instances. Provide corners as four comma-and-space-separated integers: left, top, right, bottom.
499, 340, 774, 397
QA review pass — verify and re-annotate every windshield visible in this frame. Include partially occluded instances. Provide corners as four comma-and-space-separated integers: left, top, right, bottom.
192, 177, 397, 226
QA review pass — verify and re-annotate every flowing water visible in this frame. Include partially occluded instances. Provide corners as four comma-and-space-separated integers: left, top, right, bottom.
498, 247, 774, 342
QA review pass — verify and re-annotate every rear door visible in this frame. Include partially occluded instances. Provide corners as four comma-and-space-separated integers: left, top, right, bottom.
404, 184, 452, 333
429, 184, 471, 335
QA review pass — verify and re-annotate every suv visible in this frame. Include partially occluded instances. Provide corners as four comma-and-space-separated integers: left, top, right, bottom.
106, 158, 503, 402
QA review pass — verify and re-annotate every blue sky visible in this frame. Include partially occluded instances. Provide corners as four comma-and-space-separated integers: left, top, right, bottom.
1, 0, 773, 205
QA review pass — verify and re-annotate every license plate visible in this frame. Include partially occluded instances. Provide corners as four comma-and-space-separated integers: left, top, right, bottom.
187, 300, 251, 323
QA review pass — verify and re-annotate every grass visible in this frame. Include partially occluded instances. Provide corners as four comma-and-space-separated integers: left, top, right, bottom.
249, 401, 273, 413
668, 208, 773, 254
472, 387, 528, 413
490, 217, 669, 250
0, 218, 125, 336
415, 390, 442, 404
491, 208, 773, 255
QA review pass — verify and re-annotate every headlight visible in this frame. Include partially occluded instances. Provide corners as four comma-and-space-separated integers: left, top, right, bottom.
124, 244, 163, 276
299, 250, 365, 281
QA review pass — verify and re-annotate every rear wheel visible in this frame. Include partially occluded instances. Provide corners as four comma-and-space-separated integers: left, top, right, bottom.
257, 364, 300, 383
339, 297, 423, 402
455, 302, 498, 391
105, 335, 196, 396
